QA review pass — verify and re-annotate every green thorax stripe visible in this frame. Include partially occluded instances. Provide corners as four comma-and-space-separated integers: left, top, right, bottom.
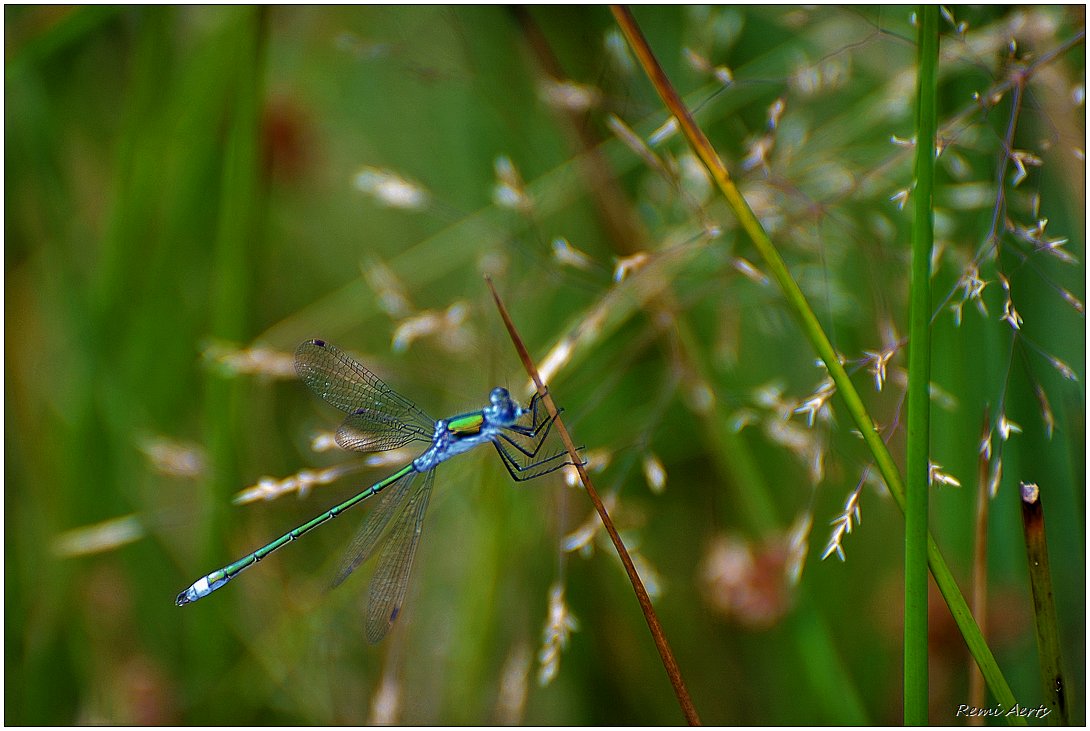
447, 412, 484, 435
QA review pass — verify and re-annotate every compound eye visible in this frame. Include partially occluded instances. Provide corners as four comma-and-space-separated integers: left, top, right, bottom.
490, 387, 510, 405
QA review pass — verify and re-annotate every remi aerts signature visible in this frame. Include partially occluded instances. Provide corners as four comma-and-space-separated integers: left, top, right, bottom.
955, 703, 1052, 720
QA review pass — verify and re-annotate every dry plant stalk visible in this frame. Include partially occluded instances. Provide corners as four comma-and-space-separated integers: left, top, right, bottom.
485, 276, 702, 726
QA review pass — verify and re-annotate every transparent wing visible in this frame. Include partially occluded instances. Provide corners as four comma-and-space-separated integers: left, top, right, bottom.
336, 410, 432, 453
295, 340, 435, 444
332, 469, 419, 588
365, 468, 435, 644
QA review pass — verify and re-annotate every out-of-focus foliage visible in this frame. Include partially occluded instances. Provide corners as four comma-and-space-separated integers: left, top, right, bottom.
5, 6, 1084, 724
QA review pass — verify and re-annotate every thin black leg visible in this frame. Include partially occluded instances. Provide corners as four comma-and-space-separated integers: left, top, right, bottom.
499, 411, 556, 458
492, 441, 573, 482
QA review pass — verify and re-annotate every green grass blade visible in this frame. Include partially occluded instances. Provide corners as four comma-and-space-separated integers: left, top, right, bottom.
189, 6, 267, 699
905, 6, 938, 724
610, 6, 1025, 723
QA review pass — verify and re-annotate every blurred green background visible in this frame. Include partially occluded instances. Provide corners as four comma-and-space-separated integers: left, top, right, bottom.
5, 5, 1084, 724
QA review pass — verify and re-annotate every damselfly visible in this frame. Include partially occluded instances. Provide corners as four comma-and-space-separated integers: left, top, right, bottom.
177, 338, 574, 642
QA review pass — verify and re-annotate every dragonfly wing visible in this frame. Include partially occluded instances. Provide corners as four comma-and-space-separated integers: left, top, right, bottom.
295, 339, 435, 439
332, 469, 419, 588
336, 409, 432, 453
365, 468, 435, 644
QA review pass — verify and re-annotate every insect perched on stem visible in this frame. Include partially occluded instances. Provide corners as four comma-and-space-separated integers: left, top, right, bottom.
177, 339, 577, 642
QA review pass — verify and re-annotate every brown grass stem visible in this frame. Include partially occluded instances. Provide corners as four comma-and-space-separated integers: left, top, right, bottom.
485, 276, 702, 726
1019, 483, 1069, 725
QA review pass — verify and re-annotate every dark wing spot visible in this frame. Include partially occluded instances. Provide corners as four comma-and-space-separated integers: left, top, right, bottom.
390, 607, 400, 622
313, 339, 326, 347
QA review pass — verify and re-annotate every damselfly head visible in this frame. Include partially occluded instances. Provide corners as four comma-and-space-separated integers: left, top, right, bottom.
489, 387, 519, 422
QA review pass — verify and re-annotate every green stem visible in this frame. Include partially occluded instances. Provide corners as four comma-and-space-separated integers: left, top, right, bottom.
905, 6, 937, 725
968, 409, 993, 724
610, 5, 1025, 724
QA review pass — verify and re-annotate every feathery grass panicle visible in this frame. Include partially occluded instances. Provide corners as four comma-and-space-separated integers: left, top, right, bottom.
362, 256, 414, 319
562, 448, 612, 489
612, 252, 651, 282
927, 461, 962, 488
53, 515, 145, 558
641, 452, 667, 494
949, 265, 989, 326
1045, 354, 1079, 382
682, 46, 733, 87
391, 301, 474, 353
494, 643, 532, 725
308, 430, 340, 453
822, 487, 863, 562
561, 492, 617, 556
792, 377, 836, 428
231, 462, 380, 505
538, 78, 601, 113
550, 237, 597, 272
353, 166, 431, 211
997, 413, 1022, 441
367, 670, 402, 725
1032, 383, 1056, 439
730, 257, 769, 286
998, 274, 1024, 331
602, 27, 635, 74
524, 244, 706, 389
785, 512, 812, 586
203, 342, 298, 378
537, 583, 579, 687
648, 116, 680, 146
492, 155, 532, 212
607, 114, 673, 180
138, 436, 207, 478
627, 550, 664, 601
987, 458, 1005, 499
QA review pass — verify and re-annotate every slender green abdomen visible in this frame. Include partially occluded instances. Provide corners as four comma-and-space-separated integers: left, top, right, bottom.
176, 463, 416, 605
